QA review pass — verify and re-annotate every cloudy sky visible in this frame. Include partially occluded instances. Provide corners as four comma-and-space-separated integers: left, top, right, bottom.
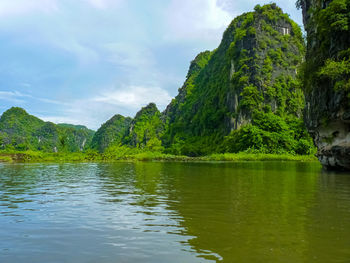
0, 0, 302, 130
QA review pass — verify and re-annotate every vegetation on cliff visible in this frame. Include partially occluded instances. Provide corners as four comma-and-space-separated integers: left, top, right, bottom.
90, 114, 132, 152
298, 0, 350, 93
92, 103, 165, 155
123, 103, 164, 151
163, 3, 314, 156
297, 0, 350, 169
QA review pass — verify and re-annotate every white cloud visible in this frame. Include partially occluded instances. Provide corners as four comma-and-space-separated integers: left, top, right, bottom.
36, 97, 66, 105
218, 0, 302, 25
103, 42, 155, 69
38, 85, 172, 129
165, 0, 233, 42
0, 90, 65, 105
86, 0, 123, 10
164, 0, 303, 43
0, 0, 58, 17
94, 85, 172, 109
58, 40, 100, 65
0, 91, 27, 103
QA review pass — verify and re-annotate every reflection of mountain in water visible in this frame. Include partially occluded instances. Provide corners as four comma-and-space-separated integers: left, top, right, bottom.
149, 162, 322, 262
98, 162, 350, 262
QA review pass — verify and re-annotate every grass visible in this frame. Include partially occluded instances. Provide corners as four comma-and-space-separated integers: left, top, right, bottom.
0, 150, 318, 163
202, 153, 318, 162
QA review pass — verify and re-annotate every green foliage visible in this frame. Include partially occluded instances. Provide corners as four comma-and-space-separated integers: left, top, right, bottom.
0, 149, 317, 163
163, 3, 309, 156
239, 85, 264, 110
91, 114, 131, 152
301, 0, 350, 94
124, 103, 165, 149
205, 152, 317, 162
145, 137, 164, 152
57, 124, 95, 152
103, 144, 139, 159
223, 111, 315, 155
318, 56, 350, 91
0, 107, 94, 152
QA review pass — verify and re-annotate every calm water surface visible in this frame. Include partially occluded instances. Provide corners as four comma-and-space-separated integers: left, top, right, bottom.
1, 161, 350, 262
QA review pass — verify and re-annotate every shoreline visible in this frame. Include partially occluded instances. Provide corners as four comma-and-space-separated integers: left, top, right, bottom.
0, 151, 318, 163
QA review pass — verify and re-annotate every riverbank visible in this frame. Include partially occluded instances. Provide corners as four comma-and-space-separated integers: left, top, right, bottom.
0, 150, 318, 163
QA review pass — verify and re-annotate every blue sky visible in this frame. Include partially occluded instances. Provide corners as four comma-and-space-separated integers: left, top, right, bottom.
0, 0, 302, 130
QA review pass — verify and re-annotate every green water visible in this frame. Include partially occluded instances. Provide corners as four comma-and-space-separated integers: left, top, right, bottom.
1, 161, 350, 262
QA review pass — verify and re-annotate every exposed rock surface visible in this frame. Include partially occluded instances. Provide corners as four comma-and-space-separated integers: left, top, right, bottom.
300, 0, 350, 169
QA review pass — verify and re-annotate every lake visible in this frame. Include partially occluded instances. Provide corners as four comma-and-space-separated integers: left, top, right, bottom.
1, 161, 350, 262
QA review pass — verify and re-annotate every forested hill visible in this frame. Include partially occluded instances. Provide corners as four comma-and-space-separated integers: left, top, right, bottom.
162, 3, 313, 156
0, 4, 316, 156
92, 103, 165, 153
0, 107, 94, 152
90, 114, 132, 153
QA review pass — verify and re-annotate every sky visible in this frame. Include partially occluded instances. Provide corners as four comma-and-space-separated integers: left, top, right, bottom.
0, 0, 302, 130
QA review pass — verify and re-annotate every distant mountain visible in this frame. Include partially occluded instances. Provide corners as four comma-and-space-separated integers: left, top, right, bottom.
57, 123, 92, 130
124, 103, 164, 151
91, 103, 164, 152
90, 114, 132, 152
57, 124, 95, 152
0, 107, 94, 152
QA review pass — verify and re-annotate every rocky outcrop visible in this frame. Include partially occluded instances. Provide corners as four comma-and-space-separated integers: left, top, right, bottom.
162, 4, 310, 155
300, 0, 350, 169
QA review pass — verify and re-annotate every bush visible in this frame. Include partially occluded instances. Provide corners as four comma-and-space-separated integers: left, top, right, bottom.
223, 111, 315, 155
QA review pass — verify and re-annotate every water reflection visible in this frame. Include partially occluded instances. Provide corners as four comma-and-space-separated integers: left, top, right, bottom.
1, 161, 350, 262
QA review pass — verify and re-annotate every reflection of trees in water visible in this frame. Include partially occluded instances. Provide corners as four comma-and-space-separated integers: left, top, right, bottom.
96, 162, 164, 208
302, 171, 350, 262
0, 164, 37, 213
95, 162, 325, 262
0, 164, 59, 212
0, 163, 100, 215
149, 162, 322, 262
163, 163, 350, 263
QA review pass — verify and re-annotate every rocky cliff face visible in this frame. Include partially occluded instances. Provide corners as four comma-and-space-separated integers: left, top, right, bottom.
163, 4, 311, 156
300, 0, 350, 169
57, 124, 95, 152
